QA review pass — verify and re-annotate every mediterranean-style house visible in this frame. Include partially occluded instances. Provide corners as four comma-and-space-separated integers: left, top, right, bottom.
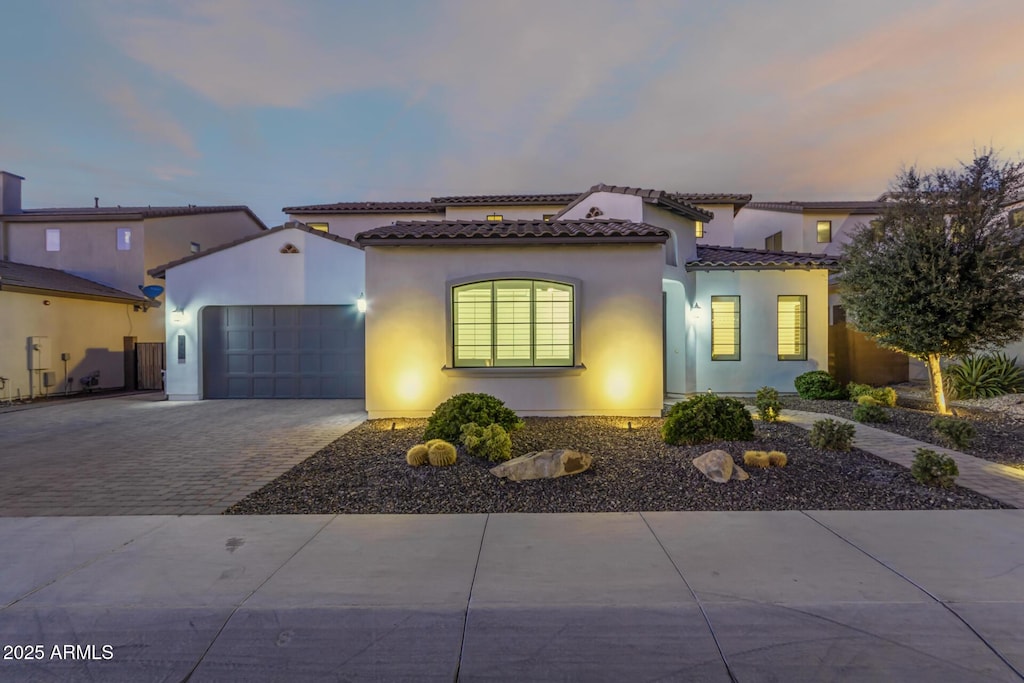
0, 171, 266, 400
153, 185, 845, 417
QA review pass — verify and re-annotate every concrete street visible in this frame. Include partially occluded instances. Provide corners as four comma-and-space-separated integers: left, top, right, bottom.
1, 511, 1022, 682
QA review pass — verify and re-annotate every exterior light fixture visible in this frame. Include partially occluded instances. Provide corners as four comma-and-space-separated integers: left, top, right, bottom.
170, 308, 185, 325
356, 293, 367, 313
690, 302, 702, 321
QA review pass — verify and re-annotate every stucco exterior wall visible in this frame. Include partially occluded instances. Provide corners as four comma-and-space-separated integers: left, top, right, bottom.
5, 219, 146, 294
286, 213, 441, 242
690, 269, 830, 392
162, 228, 366, 400
0, 290, 152, 399
558, 192, 643, 222
733, 209, 801, 251
693, 204, 735, 247
364, 243, 664, 418
801, 212, 875, 256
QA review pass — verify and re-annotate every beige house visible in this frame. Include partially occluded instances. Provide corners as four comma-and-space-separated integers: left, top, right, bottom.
0, 171, 266, 398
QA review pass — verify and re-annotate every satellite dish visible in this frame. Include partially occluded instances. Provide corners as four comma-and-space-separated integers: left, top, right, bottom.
139, 285, 164, 299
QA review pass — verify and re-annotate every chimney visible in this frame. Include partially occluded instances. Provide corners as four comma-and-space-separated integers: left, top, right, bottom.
94, 197, 99, 208
0, 171, 24, 215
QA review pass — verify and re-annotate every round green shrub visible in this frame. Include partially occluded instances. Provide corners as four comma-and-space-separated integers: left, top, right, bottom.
929, 416, 976, 449
423, 393, 524, 443
794, 371, 847, 400
427, 440, 457, 467
911, 448, 959, 488
662, 394, 755, 446
808, 418, 855, 451
755, 386, 781, 423
852, 403, 890, 423
461, 422, 513, 462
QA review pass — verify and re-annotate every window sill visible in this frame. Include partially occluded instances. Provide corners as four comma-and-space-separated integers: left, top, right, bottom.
441, 364, 586, 378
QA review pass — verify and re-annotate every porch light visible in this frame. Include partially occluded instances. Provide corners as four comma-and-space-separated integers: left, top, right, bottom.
170, 308, 185, 325
356, 293, 367, 313
690, 302, 702, 321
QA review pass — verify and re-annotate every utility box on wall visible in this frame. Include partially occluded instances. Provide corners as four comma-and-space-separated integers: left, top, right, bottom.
28, 336, 51, 370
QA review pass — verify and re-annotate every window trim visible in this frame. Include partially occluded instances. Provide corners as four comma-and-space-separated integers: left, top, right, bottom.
45, 228, 60, 252
777, 294, 808, 361
445, 272, 582, 371
710, 295, 741, 361
816, 220, 832, 243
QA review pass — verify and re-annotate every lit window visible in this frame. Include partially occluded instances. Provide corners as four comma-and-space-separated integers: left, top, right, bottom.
307, 222, 329, 232
695, 221, 704, 238
778, 295, 807, 360
487, 214, 503, 222
117, 227, 131, 251
453, 280, 574, 367
817, 220, 832, 243
711, 295, 740, 361
542, 214, 555, 222
765, 231, 783, 251
190, 241, 200, 254
45, 228, 60, 252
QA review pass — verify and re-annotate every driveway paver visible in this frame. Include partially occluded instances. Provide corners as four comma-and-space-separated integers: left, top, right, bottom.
0, 394, 365, 515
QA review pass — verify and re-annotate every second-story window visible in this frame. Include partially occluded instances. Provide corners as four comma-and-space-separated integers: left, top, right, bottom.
45, 228, 60, 252
695, 221, 704, 238
117, 228, 132, 251
307, 223, 329, 232
817, 220, 832, 243
486, 214, 503, 222
190, 241, 200, 254
765, 231, 783, 251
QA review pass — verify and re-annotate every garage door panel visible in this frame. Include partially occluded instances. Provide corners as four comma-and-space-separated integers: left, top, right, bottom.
202, 305, 364, 399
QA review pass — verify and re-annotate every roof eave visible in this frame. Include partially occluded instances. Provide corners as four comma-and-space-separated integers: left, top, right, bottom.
0, 283, 147, 304
357, 236, 670, 247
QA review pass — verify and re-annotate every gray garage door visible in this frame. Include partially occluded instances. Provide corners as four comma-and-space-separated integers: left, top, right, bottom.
202, 305, 364, 398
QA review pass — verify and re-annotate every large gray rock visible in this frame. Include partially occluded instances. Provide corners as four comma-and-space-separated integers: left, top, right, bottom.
490, 449, 593, 481
692, 450, 747, 483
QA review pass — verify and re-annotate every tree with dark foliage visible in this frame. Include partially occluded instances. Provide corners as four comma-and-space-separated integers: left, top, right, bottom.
840, 151, 1024, 414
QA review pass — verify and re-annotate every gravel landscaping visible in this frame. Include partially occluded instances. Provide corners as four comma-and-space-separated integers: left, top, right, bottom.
225, 416, 1006, 514
775, 395, 1024, 469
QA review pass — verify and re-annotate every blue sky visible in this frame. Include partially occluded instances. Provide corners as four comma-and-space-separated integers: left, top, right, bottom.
1, 0, 1022, 226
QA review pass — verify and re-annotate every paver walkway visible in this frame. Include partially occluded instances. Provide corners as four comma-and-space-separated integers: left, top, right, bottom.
0, 394, 366, 516
780, 409, 1024, 508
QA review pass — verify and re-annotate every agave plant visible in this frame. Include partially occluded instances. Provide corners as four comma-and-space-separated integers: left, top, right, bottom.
944, 353, 1024, 399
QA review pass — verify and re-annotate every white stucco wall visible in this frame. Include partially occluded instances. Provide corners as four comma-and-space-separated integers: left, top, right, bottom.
364, 243, 665, 418
693, 204, 735, 247
801, 212, 875, 256
558, 192, 644, 222
0, 291, 152, 399
690, 269, 830, 392
162, 228, 365, 400
734, 209, 802, 251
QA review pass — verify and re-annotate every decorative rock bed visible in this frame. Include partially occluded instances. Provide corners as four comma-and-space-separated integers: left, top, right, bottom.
224, 416, 1007, 514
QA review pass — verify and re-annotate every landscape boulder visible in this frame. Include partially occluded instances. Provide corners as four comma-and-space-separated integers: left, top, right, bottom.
692, 450, 748, 483
490, 449, 592, 481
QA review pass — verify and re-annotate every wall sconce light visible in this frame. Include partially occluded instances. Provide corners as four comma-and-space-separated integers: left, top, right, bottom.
356, 293, 367, 313
690, 302, 702, 321
171, 308, 185, 325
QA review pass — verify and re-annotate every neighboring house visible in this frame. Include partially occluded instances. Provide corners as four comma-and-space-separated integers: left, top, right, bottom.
0, 170, 267, 397
149, 223, 365, 401
155, 184, 836, 414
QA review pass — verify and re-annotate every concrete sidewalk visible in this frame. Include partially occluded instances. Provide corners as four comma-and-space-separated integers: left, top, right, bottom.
1, 512, 1022, 682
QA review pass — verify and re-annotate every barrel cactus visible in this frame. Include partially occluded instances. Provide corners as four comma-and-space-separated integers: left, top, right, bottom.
427, 440, 457, 467
743, 450, 771, 468
767, 450, 788, 467
406, 444, 429, 467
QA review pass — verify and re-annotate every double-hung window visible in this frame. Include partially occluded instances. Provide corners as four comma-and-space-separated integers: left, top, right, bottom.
777, 295, 807, 360
453, 279, 574, 367
711, 295, 740, 360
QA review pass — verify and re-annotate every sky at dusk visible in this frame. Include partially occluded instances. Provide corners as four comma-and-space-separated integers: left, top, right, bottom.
1, 0, 1022, 226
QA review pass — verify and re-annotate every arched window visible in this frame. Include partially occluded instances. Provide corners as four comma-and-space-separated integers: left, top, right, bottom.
452, 279, 574, 367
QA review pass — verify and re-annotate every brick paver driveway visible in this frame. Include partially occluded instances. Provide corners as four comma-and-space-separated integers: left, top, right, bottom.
0, 394, 366, 515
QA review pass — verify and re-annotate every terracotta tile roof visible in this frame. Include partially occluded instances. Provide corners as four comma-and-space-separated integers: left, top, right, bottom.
5, 205, 267, 227
744, 200, 887, 215
430, 193, 581, 206
689, 245, 841, 270
0, 260, 146, 303
668, 192, 753, 207
283, 201, 441, 214
149, 222, 361, 278
355, 220, 670, 245
554, 184, 714, 222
